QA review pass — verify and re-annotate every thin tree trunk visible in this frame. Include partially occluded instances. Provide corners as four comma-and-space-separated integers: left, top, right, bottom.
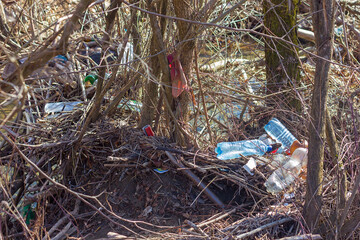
92, 0, 120, 121
263, 0, 301, 112
325, 109, 347, 209
139, 35, 160, 127
304, 0, 335, 232
140, 0, 172, 130
139, 0, 161, 128
172, 0, 194, 146
171, 0, 217, 146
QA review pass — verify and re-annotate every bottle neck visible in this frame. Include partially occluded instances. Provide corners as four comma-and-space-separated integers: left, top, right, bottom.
267, 143, 282, 153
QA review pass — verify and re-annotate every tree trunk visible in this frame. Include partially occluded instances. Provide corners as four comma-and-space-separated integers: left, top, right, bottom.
303, 0, 335, 232
140, 0, 172, 130
92, 0, 120, 121
172, 0, 195, 146
139, 35, 160, 128
139, 0, 160, 128
170, 0, 217, 146
263, 0, 301, 111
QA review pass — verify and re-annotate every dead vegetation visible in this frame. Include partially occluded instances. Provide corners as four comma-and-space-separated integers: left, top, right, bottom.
0, 0, 359, 239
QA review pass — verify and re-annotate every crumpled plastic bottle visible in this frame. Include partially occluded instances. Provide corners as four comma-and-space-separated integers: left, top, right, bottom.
215, 139, 281, 160
264, 148, 308, 194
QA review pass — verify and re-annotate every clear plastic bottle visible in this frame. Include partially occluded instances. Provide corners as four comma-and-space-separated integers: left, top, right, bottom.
258, 134, 274, 145
264, 118, 298, 153
264, 148, 308, 194
215, 139, 280, 160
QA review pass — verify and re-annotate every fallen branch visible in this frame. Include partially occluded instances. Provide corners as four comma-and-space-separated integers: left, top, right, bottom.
165, 151, 225, 209
43, 199, 80, 240
197, 208, 237, 228
185, 220, 208, 237
235, 217, 293, 239
276, 234, 322, 240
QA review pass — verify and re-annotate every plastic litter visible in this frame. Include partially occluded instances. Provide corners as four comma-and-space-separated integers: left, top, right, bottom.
54, 55, 68, 63
44, 101, 83, 118
153, 168, 169, 174
243, 157, 256, 175
264, 148, 308, 194
23, 203, 36, 225
264, 118, 298, 154
215, 139, 281, 160
118, 99, 142, 113
258, 134, 274, 145
84, 72, 98, 85
84, 71, 112, 86
243, 154, 290, 176
118, 42, 134, 65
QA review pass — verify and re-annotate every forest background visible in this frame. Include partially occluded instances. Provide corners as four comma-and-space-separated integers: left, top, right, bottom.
0, 0, 359, 239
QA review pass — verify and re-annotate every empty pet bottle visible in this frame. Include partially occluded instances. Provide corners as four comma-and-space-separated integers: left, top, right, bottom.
215, 139, 281, 160
264, 118, 298, 154
264, 148, 308, 194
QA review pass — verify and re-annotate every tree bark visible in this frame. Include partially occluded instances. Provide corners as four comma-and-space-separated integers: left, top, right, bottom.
172, 0, 194, 146
139, 34, 160, 127
304, 0, 335, 232
92, 0, 120, 121
263, 0, 301, 112
140, 0, 172, 129
325, 109, 347, 209
171, 0, 217, 146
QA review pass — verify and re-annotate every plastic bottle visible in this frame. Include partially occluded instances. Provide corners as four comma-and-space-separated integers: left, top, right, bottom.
84, 71, 112, 85
215, 139, 281, 160
84, 72, 98, 85
264, 148, 308, 194
258, 134, 274, 145
264, 118, 298, 154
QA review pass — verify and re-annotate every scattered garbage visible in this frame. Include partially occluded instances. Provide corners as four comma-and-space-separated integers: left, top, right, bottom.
118, 42, 134, 65
167, 52, 190, 98
141, 206, 152, 217
334, 26, 343, 37
264, 148, 308, 194
247, 77, 263, 95
84, 71, 112, 86
118, 99, 142, 113
44, 101, 83, 118
78, 39, 133, 68
215, 139, 281, 160
243, 157, 257, 175
266, 154, 291, 168
23, 203, 36, 225
142, 124, 154, 136
258, 133, 274, 145
243, 154, 291, 176
153, 168, 169, 174
264, 118, 298, 154
141, 124, 225, 208
84, 72, 98, 85
215, 117, 308, 194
